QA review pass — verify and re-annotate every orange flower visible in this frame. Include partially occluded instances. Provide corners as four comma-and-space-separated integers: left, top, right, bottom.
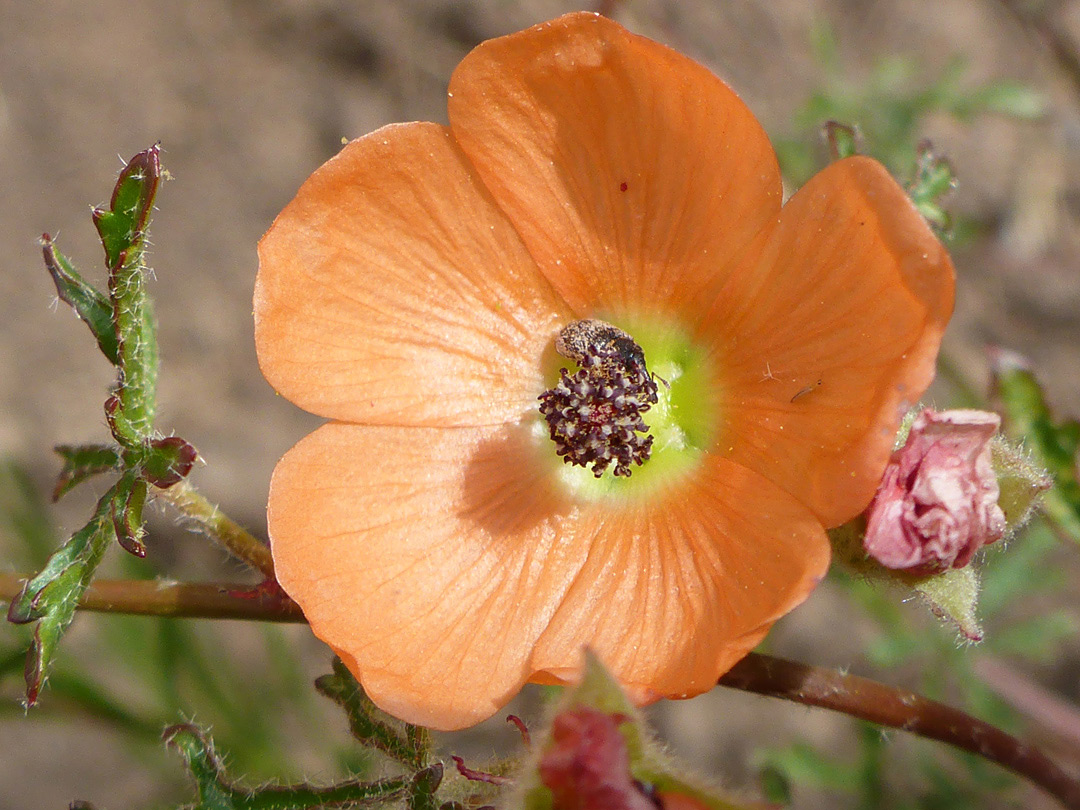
254, 12, 954, 730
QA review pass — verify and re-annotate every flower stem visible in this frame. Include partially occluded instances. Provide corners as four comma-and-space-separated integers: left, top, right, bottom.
719, 652, 1080, 809
0, 572, 302, 622
152, 481, 275, 578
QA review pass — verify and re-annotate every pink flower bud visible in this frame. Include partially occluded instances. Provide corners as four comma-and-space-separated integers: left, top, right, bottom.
538, 708, 656, 810
863, 409, 1006, 571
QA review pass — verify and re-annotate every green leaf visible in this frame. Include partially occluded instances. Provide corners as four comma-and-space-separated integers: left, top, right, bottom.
315, 657, 423, 768
164, 724, 409, 810
44, 669, 162, 741
0, 459, 57, 566
824, 121, 859, 160
52, 443, 121, 501
964, 81, 1046, 120
991, 612, 1078, 663
41, 236, 119, 364
99, 145, 163, 446
109, 469, 148, 557
5, 489, 116, 705
142, 435, 198, 488
907, 142, 956, 232
92, 144, 162, 272
992, 353, 1080, 543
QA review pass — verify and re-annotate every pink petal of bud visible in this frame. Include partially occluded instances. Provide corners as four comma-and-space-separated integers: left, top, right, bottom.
538, 708, 656, 810
864, 409, 1007, 571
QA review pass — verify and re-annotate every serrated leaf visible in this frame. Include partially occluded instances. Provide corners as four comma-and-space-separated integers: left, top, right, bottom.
41, 236, 119, 364
164, 724, 409, 810
52, 443, 121, 501
992, 355, 1080, 543
6, 489, 115, 705
316, 657, 422, 768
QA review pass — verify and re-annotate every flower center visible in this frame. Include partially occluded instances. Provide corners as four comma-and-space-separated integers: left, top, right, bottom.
538, 320, 660, 478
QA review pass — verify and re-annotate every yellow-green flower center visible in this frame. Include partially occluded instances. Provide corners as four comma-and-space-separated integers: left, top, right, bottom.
536, 313, 716, 503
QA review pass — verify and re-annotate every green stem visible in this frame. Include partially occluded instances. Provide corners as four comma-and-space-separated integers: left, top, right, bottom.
153, 481, 275, 578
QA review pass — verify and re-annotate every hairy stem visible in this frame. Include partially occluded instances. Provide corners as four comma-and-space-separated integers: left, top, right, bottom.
5, 570, 1076, 806
719, 652, 1080, 809
0, 573, 302, 622
153, 481, 275, 578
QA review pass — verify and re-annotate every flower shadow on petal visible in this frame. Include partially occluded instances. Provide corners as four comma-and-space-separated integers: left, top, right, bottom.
458, 419, 574, 543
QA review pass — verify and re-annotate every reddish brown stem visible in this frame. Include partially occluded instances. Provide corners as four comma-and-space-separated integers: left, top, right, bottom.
719, 652, 1080, 809
0, 572, 303, 622
5, 570, 1078, 806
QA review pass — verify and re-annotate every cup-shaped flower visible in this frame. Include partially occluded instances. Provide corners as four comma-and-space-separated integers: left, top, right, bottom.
863, 409, 1006, 571
254, 13, 955, 729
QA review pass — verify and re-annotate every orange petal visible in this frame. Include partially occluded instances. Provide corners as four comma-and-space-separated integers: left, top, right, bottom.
529, 454, 829, 703
269, 424, 827, 729
447, 12, 781, 322
705, 156, 955, 527
255, 122, 571, 427
269, 420, 586, 730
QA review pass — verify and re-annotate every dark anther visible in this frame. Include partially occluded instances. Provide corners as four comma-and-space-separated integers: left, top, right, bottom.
538, 319, 659, 478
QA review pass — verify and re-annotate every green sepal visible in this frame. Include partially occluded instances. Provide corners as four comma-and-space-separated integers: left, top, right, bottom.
6, 490, 116, 705
910, 566, 983, 642
830, 520, 984, 642
41, 236, 119, 364
92, 144, 161, 271
991, 437, 1052, 534
515, 653, 760, 810
52, 443, 122, 501
315, 657, 426, 768
992, 353, 1080, 543
164, 724, 410, 810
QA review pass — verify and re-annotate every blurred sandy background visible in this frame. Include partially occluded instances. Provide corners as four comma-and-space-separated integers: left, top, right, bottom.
2, 0, 1080, 807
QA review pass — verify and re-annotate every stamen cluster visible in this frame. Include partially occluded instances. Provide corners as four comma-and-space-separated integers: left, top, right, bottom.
538, 321, 659, 478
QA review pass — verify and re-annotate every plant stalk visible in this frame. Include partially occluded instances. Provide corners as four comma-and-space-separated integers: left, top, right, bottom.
719, 652, 1080, 809
152, 481, 275, 578
0, 573, 302, 622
